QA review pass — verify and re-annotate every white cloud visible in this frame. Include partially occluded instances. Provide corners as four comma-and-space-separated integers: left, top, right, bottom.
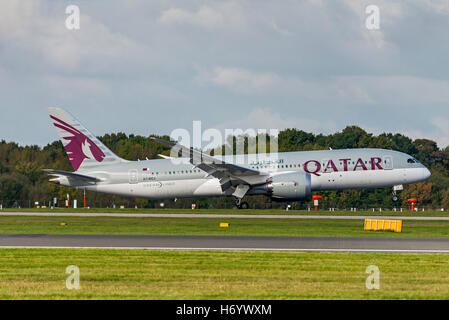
362, 118, 449, 149
158, 2, 246, 30
341, 0, 403, 49
0, 0, 448, 148
342, 0, 403, 24
42, 75, 111, 100
196, 67, 449, 109
415, 0, 449, 15
196, 67, 281, 93
430, 117, 449, 148
271, 20, 293, 36
215, 107, 338, 136
332, 75, 449, 106
0, 0, 142, 73
197, 67, 449, 109
307, 0, 324, 7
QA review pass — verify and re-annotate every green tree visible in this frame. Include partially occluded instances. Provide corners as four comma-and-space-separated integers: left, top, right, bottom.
0, 173, 29, 206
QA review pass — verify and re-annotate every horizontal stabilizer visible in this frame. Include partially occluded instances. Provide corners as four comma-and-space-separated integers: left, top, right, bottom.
43, 169, 101, 182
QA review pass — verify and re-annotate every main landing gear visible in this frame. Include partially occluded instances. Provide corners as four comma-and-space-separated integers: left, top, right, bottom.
233, 198, 249, 209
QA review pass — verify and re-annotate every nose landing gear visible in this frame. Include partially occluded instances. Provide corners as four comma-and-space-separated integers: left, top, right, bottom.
392, 185, 403, 202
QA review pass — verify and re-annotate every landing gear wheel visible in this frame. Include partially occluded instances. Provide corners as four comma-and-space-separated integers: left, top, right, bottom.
240, 202, 249, 209
234, 199, 248, 209
392, 185, 402, 203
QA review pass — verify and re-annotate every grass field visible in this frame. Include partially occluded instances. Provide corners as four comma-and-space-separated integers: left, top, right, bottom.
1, 215, 449, 238
2, 207, 449, 217
2, 210, 449, 300
1, 248, 449, 299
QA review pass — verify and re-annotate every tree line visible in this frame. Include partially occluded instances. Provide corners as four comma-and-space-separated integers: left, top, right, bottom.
0, 126, 447, 209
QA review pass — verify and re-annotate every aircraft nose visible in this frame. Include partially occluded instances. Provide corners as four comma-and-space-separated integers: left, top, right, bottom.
422, 167, 431, 180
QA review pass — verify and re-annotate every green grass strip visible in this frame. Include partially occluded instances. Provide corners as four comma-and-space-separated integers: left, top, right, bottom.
0, 249, 449, 299
1, 216, 449, 238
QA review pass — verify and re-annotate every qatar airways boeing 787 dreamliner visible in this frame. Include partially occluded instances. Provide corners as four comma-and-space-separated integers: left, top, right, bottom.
45, 107, 431, 208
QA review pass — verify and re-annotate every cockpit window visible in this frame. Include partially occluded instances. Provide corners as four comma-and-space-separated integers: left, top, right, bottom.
407, 158, 416, 164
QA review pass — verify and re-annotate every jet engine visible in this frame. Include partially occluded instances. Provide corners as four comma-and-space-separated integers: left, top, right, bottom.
249, 172, 312, 201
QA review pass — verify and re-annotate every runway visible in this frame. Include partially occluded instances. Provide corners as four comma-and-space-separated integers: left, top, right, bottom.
1, 234, 449, 253
1, 212, 449, 220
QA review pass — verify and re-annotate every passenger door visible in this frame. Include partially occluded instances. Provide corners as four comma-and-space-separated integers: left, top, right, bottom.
383, 156, 393, 170
128, 169, 138, 184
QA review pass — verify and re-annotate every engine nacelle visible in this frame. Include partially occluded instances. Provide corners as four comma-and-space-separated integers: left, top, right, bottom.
267, 172, 312, 200
249, 172, 312, 201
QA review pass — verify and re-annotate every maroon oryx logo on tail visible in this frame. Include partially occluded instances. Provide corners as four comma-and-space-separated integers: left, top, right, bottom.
50, 115, 105, 171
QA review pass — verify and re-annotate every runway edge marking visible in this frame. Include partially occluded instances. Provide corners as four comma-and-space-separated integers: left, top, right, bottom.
1, 246, 449, 253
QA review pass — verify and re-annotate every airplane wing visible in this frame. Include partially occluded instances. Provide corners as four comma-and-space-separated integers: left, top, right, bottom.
43, 169, 101, 183
151, 137, 269, 196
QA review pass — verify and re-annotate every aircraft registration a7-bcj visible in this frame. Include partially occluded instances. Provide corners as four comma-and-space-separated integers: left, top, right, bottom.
45, 107, 431, 209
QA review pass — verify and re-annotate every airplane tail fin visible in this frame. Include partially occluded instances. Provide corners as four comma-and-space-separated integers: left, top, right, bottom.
47, 107, 127, 171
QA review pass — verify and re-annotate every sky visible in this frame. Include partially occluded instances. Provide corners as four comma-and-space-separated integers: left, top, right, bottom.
1, 0, 449, 148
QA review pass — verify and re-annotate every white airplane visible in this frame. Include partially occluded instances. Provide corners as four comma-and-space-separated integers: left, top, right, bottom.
45, 107, 431, 209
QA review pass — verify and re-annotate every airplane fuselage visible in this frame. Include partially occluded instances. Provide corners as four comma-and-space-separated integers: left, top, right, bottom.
64, 148, 430, 200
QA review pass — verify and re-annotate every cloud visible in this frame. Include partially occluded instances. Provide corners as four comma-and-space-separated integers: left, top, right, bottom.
215, 108, 338, 136
342, 0, 403, 24
341, 0, 403, 49
415, 0, 449, 15
334, 75, 449, 105
196, 67, 282, 93
271, 20, 293, 36
0, 0, 448, 149
42, 75, 111, 100
158, 2, 246, 30
429, 117, 449, 148
0, 0, 142, 74
197, 67, 449, 108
